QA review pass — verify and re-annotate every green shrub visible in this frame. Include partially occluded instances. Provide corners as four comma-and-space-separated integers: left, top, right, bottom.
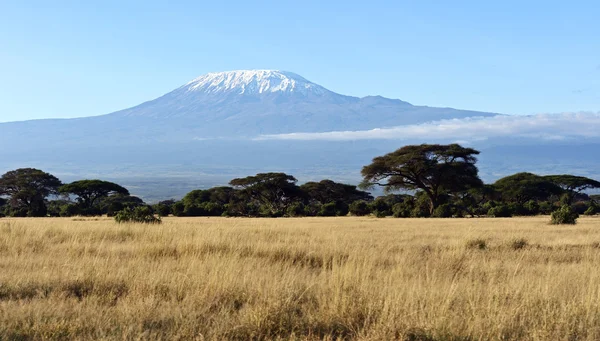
523, 200, 540, 216
392, 201, 413, 218
114, 206, 161, 224
170, 202, 185, 217
286, 202, 305, 217
432, 204, 453, 218
317, 202, 337, 217
154, 204, 171, 217
550, 205, 579, 225
349, 200, 370, 216
487, 205, 511, 217
538, 201, 554, 214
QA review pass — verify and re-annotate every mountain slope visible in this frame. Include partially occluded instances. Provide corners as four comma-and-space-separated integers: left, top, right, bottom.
0, 70, 499, 148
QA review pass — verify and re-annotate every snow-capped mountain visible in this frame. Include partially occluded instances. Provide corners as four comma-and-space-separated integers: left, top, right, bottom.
104, 69, 497, 134
10, 69, 585, 200
183, 70, 329, 96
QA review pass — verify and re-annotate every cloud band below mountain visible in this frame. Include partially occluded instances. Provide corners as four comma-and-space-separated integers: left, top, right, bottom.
255, 113, 600, 142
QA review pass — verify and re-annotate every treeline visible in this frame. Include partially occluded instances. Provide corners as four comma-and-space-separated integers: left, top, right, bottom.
0, 144, 599, 219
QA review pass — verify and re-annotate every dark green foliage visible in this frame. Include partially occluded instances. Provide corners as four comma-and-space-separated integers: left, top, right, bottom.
286, 202, 305, 217
230, 173, 303, 217
550, 205, 579, 225
171, 202, 185, 217
538, 201, 554, 215
317, 202, 337, 217
584, 205, 598, 216
361, 144, 483, 214
523, 200, 540, 216
153, 200, 173, 217
114, 206, 161, 224
571, 201, 590, 215
300, 180, 372, 207
369, 195, 408, 217
493, 173, 563, 204
392, 200, 414, 218
349, 200, 371, 216
432, 204, 453, 218
507, 203, 527, 216
59, 180, 129, 211
98, 194, 145, 217
411, 193, 432, 217
46, 200, 75, 217
544, 175, 600, 205
488, 205, 511, 218
0, 168, 62, 217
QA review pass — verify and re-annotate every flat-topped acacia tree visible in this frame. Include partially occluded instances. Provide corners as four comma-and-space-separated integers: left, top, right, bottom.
0, 168, 62, 217
543, 175, 600, 204
59, 180, 129, 209
360, 144, 483, 215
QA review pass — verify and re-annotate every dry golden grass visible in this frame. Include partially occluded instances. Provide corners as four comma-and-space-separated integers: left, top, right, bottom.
1, 216, 600, 340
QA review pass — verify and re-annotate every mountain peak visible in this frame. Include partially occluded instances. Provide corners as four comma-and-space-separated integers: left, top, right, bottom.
182, 70, 328, 95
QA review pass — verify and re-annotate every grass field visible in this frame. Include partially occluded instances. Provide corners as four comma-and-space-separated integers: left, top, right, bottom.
1, 216, 600, 340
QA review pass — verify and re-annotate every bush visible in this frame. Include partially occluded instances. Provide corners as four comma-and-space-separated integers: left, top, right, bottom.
317, 202, 337, 217
171, 202, 185, 217
538, 201, 554, 214
114, 206, 161, 224
584, 205, 598, 216
154, 204, 171, 217
487, 205, 511, 217
392, 201, 413, 218
432, 204, 453, 218
349, 200, 370, 216
369, 199, 391, 217
550, 205, 579, 225
523, 200, 540, 216
286, 202, 305, 217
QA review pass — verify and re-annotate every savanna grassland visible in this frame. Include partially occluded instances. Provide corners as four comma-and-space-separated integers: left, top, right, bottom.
2, 217, 600, 340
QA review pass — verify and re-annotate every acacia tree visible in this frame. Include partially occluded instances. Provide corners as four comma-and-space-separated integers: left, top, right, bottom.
360, 144, 483, 214
300, 180, 373, 206
229, 173, 303, 216
59, 180, 130, 210
493, 173, 563, 204
544, 175, 600, 204
0, 168, 62, 217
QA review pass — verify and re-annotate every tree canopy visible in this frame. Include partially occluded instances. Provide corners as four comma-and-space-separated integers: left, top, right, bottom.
229, 173, 303, 216
360, 144, 483, 213
493, 173, 563, 204
59, 180, 130, 209
0, 168, 62, 217
544, 175, 600, 204
300, 180, 372, 206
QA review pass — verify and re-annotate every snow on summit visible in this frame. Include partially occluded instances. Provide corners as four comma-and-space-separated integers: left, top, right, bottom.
183, 70, 328, 95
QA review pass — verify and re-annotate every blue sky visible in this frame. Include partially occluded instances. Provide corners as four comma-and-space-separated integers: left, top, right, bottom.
0, 0, 598, 122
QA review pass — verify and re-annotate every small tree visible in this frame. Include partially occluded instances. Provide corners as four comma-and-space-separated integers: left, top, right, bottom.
114, 206, 161, 224
349, 200, 371, 216
550, 205, 579, 225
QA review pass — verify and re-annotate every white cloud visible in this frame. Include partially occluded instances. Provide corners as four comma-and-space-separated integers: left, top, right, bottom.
255, 113, 600, 142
